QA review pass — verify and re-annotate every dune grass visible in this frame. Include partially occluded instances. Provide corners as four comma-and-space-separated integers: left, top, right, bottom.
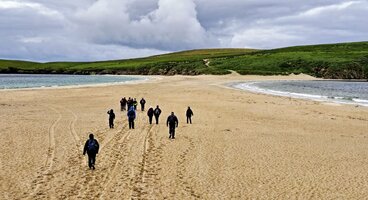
1, 42, 367, 79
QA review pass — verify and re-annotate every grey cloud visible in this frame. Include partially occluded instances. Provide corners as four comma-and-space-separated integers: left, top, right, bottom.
227, 1, 368, 49
0, 0, 367, 61
0, 35, 167, 62
195, 0, 346, 29
74, 0, 217, 50
0, 0, 166, 61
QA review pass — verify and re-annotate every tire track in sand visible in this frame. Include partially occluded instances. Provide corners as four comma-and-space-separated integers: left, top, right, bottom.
53, 129, 107, 199
100, 115, 158, 199
49, 108, 128, 199
99, 122, 128, 151
51, 107, 85, 198
131, 124, 153, 199
76, 122, 130, 199
29, 106, 62, 199
66, 108, 81, 146
98, 124, 133, 199
51, 112, 128, 199
176, 135, 202, 199
131, 124, 167, 199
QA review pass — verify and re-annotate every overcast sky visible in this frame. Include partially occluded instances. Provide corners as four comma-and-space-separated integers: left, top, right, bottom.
1, 0, 367, 62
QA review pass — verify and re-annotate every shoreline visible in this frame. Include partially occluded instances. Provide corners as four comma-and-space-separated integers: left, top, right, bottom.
2, 73, 366, 107
0, 74, 159, 92
229, 80, 368, 108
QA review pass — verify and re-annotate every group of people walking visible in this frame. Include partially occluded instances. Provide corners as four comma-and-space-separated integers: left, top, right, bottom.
120, 97, 146, 111
114, 97, 193, 131
147, 105, 162, 124
111, 97, 146, 129
84, 97, 194, 170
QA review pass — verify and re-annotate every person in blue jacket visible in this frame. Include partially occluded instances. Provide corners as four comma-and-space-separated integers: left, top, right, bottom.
127, 106, 136, 129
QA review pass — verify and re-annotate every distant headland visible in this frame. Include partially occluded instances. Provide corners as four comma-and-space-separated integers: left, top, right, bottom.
1, 41, 367, 79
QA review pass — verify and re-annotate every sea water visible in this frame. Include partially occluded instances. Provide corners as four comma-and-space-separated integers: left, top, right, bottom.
0, 74, 145, 89
233, 80, 368, 107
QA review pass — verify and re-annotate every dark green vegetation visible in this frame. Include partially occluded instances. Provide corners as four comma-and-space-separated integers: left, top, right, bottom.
1, 42, 368, 79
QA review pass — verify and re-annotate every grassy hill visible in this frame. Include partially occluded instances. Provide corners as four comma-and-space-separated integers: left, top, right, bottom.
1, 42, 368, 79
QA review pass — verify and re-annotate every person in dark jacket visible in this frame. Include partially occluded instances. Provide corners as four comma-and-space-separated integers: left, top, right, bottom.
127, 97, 133, 110
140, 98, 146, 111
83, 133, 99, 170
133, 98, 138, 110
127, 106, 136, 129
120, 97, 127, 111
107, 109, 115, 128
147, 107, 154, 124
167, 112, 179, 139
186, 106, 194, 124
154, 105, 162, 124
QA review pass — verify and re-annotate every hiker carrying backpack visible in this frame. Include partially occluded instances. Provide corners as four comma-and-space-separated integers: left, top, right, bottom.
87, 139, 99, 153
83, 134, 100, 170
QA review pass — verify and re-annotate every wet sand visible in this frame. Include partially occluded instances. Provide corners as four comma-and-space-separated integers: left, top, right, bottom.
1, 74, 368, 199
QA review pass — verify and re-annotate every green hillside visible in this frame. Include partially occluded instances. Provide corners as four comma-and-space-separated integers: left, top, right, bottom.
1, 42, 368, 79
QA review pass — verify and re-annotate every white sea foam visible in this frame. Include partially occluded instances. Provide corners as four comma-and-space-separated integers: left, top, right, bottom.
353, 98, 368, 104
233, 81, 368, 107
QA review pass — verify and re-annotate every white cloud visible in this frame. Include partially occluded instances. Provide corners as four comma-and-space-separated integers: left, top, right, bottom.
301, 1, 359, 17
230, 27, 302, 49
224, 0, 368, 49
0, 0, 367, 61
19, 36, 46, 44
0, 0, 63, 18
74, 0, 216, 50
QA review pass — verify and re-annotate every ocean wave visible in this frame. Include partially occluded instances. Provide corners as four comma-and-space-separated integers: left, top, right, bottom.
353, 98, 368, 104
233, 81, 368, 107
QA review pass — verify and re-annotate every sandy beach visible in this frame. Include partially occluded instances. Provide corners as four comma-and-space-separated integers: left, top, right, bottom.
1, 74, 368, 199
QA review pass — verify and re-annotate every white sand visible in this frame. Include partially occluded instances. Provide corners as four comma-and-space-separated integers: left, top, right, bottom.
1, 74, 367, 199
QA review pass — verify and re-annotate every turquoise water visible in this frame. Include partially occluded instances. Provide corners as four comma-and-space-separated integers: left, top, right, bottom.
234, 80, 368, 106
0, 74, 145, 89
